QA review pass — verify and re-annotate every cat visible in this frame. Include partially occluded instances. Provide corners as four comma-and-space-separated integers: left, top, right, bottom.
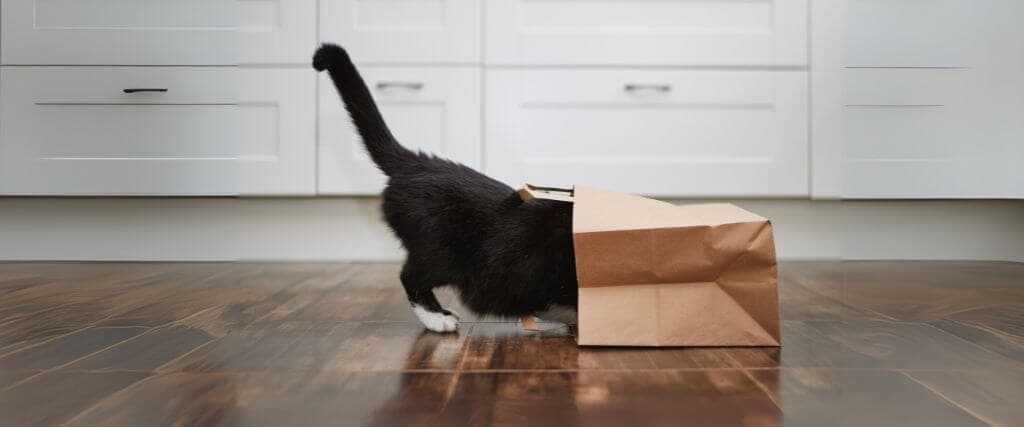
313, 44, 578, 332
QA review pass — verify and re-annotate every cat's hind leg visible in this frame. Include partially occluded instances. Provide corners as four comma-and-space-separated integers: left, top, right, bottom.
401, 259, 459, 333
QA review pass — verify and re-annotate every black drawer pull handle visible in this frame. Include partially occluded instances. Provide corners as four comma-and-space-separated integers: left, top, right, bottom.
376, 82, 424, 91
625, 84, 671, 92
123, 88, 169, 94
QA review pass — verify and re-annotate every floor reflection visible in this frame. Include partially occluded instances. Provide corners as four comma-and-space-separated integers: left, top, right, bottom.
364, 324, 782, 427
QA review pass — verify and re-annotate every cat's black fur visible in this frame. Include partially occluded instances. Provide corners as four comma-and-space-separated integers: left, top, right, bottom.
313, 44, 577, 329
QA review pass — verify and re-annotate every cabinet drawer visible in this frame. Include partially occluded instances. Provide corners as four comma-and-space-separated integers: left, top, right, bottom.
240, 68, 317, 195
240, 0, 317, 64
1, 0, 238, 65
485, 0, 807, 66
0, 67, 239, 195
320, 0, 481, 63
485, 69, 809, 197
319, 66, 482, 194
843, 0, 977, 68
841, 68, 976, 198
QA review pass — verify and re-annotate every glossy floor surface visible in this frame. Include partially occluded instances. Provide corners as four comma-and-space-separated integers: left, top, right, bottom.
0, 262, 1021, 427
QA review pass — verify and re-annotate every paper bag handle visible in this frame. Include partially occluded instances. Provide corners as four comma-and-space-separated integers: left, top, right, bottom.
518, 183, 575, 203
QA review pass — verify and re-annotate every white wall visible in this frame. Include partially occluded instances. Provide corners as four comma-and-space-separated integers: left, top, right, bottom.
1, 198, 1021, 262
841, 200, 1024, 261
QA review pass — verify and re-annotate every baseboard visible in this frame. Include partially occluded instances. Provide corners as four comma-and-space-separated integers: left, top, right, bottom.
1, 198, 1021, 262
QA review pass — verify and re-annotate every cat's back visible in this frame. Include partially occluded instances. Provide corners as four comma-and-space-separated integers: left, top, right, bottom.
382, 155, 515, 229
390, 155, 512, 204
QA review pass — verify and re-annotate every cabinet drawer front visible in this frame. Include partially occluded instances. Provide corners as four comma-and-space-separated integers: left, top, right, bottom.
318, 67, 482, 194
1, 0, 238, 65
240, 68, 317, 195
841, 68, 981, 198
485, 70, 808, 197
241, 0, 317, 64
0, 68, 239, 195
320, 0, 481, 63
486, 0, 807, 66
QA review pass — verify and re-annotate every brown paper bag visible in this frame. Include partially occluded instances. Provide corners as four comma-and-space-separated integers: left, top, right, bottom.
520, 184, 780, 347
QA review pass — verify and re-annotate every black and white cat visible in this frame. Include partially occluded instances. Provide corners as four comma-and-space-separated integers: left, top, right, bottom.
313, 44, 578, 332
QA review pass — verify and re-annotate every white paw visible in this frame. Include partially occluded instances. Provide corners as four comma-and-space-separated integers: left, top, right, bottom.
412, 305, 459, 333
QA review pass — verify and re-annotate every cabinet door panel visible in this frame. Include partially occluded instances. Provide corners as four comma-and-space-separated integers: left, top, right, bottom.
0, 67, 239, 195
320, 0, 481, 63
1, 0, 238, 65
240, 68, 317, 195
485, 0, 807, 65
485, 69, 809, 197
318, 66, 482, 194
240, 0, 317, 64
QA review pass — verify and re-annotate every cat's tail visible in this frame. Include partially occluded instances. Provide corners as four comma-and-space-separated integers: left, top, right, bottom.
313, 43, 413, 176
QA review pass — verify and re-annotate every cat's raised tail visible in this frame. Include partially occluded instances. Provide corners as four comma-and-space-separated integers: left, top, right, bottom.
313, 43, 413, 176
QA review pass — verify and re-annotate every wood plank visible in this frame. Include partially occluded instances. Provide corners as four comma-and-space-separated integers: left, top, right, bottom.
794, 261, 1024, 322
717, 321, 840, 368
164, 321, 471, 373
65, 371, 455, 427
749, 369, 988, 427
157, 322, 310, 373
0, 263, 186, 314
0, 276, 49, 297
96, 264, 314, 327
807, 320, 1016, 369
462, 322, 579, 370
905, 369, 1024, 427
242, 264, 361, 326
447, 370, 780, 426
464, 322, 749, 370
0, 303, 121, 355
725, 320, 1017, 369
61, 326, 215, 372
778, 266, 892, 321
0, 370, 39, 389
64, 373, 240, 427
0, 371, 149, 427
0, 327, 146, 370
316, 322, 470, 371
0, 264, 220, 351
930, 303, 1024, 361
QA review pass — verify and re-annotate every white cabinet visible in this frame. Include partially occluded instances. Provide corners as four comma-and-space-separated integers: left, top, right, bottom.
841, 0, 1024, 198
240, 68, 317, 195
485, 0, 808, 65
0, 1, 824, 198
0, 68, 239, 195
320, 0, 481, 63
319, 66, 482, 194
485, 69, 808, 197
0, 0, 239, 65
240, 0, 318, 64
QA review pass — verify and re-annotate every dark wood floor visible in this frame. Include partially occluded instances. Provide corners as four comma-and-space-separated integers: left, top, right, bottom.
0, 262, 1021, 427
